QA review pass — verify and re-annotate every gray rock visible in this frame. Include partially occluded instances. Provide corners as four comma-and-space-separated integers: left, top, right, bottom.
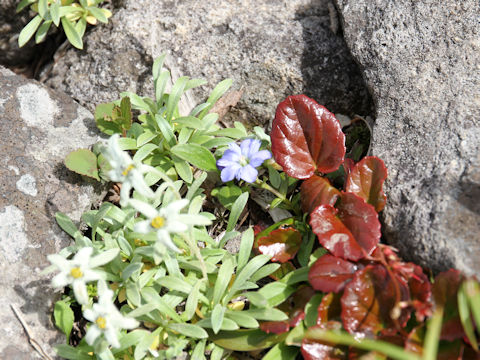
0, 0, 36, 66
0, 66, 106, 358
46, 0, 372, 125
335, 0, 480, 274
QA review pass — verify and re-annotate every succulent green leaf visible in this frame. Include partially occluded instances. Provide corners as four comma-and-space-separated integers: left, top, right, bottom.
35, 20, 52, 43
86, 6, 108, 23
50, 1, 60, 26
168, 323, 208, 339
211, 304, 226, 334
54, 301, 74, 342
61, 17, 83, 49
18, 15, 43, 47
16, 0, 36, 13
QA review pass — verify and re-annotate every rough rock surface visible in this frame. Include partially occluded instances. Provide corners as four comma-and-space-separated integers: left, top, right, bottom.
335, 0, 480, 274
46, 0, 372, 125
0, 66, 105, 358
0, 0, 36, 66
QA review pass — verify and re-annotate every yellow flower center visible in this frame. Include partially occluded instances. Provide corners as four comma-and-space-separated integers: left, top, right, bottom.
151, 216, 166, 229
95, 316, 107, 329
70, 267, 83, 279
122, 164, 135, 176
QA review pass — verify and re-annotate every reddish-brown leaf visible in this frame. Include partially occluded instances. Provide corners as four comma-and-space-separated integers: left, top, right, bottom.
259, 321, 290, 334
433, 269, 465, 341
317, 292, 343, 325
301, 175, 341, 214
301, 322, 347, 360
309, 205, 365, 261
341, 265, 410, 335
271, 95, 346, 179
257, 228, 302, 263
345, 156, 388, 212
336, 192, 381, 258
309, 254, 358, 293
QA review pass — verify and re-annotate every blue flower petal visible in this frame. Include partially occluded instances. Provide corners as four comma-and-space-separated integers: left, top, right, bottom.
249, 149, 272, 167
228, 142, 242, 155
238, 164, 258, 183
218, 149, 241, 164
241, 139, 261, 159
221, 164, 242, 182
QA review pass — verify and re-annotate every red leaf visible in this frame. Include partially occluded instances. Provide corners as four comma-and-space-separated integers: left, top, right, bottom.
301, 175, 341, 214
433, 269, 465, 341
310, 205, 365, 261
341, 265, 410, 335
309, 254, 358, 293
301, 322, 347, 360
336, 192, 381, 258
289, 309, 306, 328
257, 228, 302, 263
260, 321, 290, 334
271, 95, 346, 179
345, 156, 387, 212
317, 292, 343, 325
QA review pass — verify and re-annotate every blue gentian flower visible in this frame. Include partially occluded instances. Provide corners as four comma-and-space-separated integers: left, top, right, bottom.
217, 139, 272, 183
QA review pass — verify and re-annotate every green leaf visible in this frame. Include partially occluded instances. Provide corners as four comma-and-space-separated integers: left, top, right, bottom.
458, 282, 478, 351
228, 254, 270, 300
17, 0, 36, 13
61, 17, 83, 49
18, 15, 43, 47
64, 148, 100, 180
237, 228, 254, 272
94, 102, 121, 135
226, 191, 249, 232
250, 263, 281, 283
86, 6, 108, 23
174, 116, 204, 130
465, 279, 480, 335
225, 310, 259, 328
54, 301, 74, 342
35, 20, 52, 43
168, 323, 208, 339
50, 1, 60, 26
55, 212, 82, 241
183, 281, 201, 321
120, 92, 150, 112
211, 304, 226, 334
211, 184, 243, 210
126, 304, 157, 318
304, 293, 323, 327
166, 76, 188, 122
262, 342, 299, 360
90, 248, 119, 268
155, 70, 170, 104
155, 114, 176, 147
191, 340, 207, 360
210, 346, 224, 360
152, 54, 167, 82
38, 0, 48, 18
185, 78, 208, 91
171, 143, 216, 171
213, 254, 234, 305
55, 345, 94, 360
210, 329, 287, 351
156, 276, 192, 294
141, 287, 181, 322
198, 79, 233, 119
196, 317, 239, 331
172, 155, 193, 183
242, 308, 288, 321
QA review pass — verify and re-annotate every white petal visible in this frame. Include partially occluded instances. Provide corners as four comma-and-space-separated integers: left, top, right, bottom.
73, 281, 89, 305
130, 171, 154, 198
178, 214, 211, 226
47, 254, 70, 269
120, 316, 139, 329
104, 328, 120, 348
166, 219, 188, 233
134, 220, 152, 234
129, 199, 158, 219
165, 199, 189, 214
73, 247, 93, 265
83, 308, 96, 322
157, 231, 180, 253
85, 325, 102, 346
51, 273, 70, 288
120, 183, 132, 206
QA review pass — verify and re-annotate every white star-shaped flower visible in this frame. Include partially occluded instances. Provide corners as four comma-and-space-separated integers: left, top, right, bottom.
83, 280, 138, 348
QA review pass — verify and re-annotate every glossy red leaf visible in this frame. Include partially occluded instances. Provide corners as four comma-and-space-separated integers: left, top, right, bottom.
433, 269, 465, 341
345, 156, 387, 212
260, 321, 290, 334
341, 265, 410, 335
336, 192, 381, 258
309, 254, 358, 293
271, 95, 346, 179
301, 175, 341, 214
257, 228, 302, 263
301, 322, 347, 360
317, 292, 342, 325
342, 158, 355, 180
309, 205, 364, 261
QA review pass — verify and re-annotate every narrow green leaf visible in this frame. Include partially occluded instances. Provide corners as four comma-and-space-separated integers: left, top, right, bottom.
196, 317, 238, 331
168, 323, 208, 339
50, 1, 60, 26
133, 143, 158, 162
191, 340, 206, 360
152, 54, 167, 82
304, 294, 323, 327
126, 304, 157, 318
225, 311, 259, 328
262, 342, 299, 360
226, 192, 248, 232
458, 283, 478, 351
242, 308, 288, 321
54, 301, 74, 342
210, 346, 224, 360
90, 248, 119, 268
171, 143, 216, 171
423, 307, 444, 360
185, 78, 207, 91
75, 17, 87, 40
38, 0, 48, 18
141, 287, 181, 322
18, 15, 43, 47
166, 76, 188, 122
183, 281, 201, 321
172, 155, 193, 183
250, 263, 280, 283
174, 116, 204, 129
198, 79, 233, 119
213, 254, 234, 305
86, 6, 108, 23
228, 254, 270, 300
155, 70, 170, 104
120, 92, 150, 112
155, 114, 176, 147
236, 228, 253, 272
126, 281, 141, 307
16, 0, 36, 13
35, 20, 52, 43
55, 345, 93, 360
156, 276, 192, 294
61, 17, 83, 49
210, 329, 288, 351
211, 304, 226, 334
55, 212, 82, 241
466, 279, 480, 333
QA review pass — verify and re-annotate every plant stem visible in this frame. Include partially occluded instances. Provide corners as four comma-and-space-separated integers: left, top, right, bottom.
305, 329, 421, 360
253, 179, 293, 209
